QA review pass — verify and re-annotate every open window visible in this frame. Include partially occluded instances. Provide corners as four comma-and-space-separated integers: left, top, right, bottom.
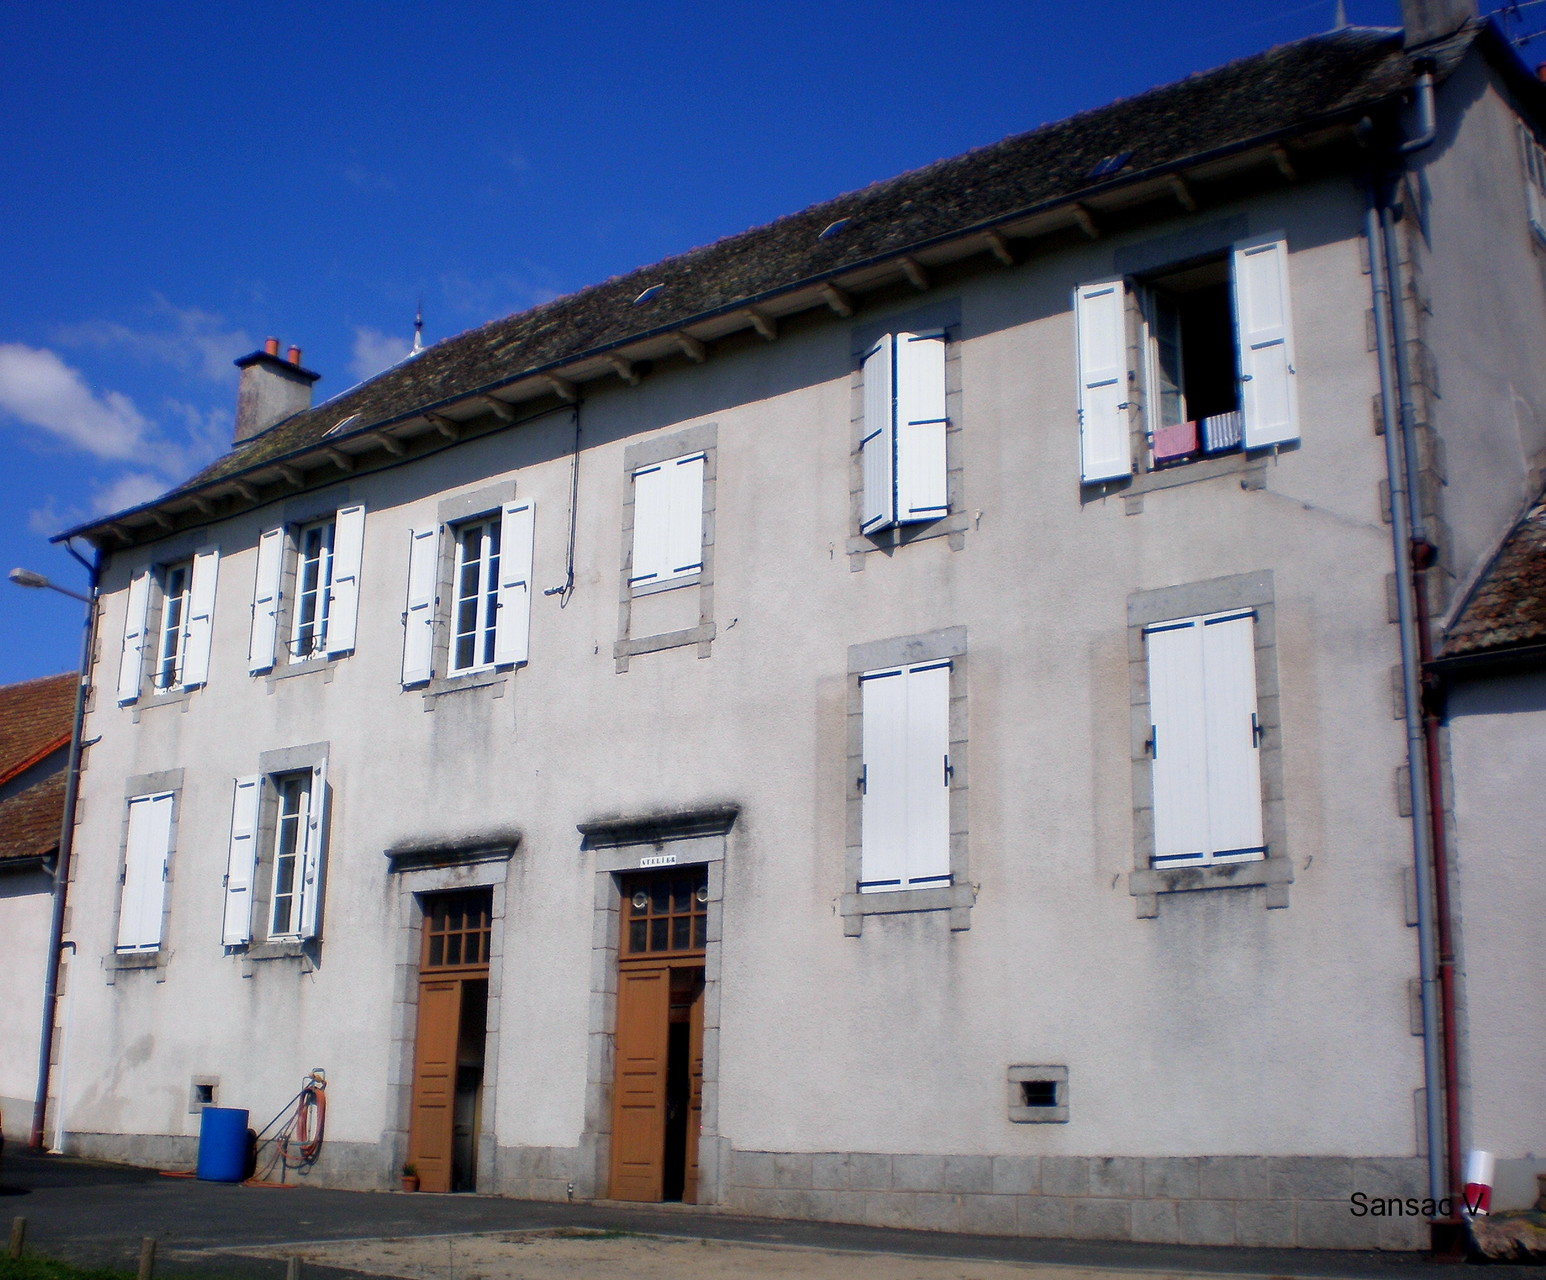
117, 548, 218, 704
249, 504, 366, 674
223, 757, 329, 946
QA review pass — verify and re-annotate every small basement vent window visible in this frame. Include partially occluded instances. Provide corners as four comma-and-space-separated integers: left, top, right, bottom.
189, 1076, 219, 1113
1007, 1064, 1068, 1123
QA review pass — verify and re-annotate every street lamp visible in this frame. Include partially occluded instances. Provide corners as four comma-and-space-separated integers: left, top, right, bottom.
9, 559, 98, 1151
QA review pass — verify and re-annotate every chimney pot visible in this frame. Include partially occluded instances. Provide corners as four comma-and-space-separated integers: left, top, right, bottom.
287, 345, 302, 365
264, 337, 280, 356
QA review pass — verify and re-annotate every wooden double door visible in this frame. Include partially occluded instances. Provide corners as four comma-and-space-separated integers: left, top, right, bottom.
609, 870, 707, 1202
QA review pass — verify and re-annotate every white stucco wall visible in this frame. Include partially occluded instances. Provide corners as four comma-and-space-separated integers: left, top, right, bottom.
0, 870, 51, 1140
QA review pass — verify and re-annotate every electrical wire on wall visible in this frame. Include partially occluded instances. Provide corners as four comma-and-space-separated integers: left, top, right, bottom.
251, 1068, 327, 1183
545, 400, 581, 606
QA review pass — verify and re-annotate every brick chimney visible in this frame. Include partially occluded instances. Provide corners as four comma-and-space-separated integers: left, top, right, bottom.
233, 337, 321, 444
1401, 0, 1475, 47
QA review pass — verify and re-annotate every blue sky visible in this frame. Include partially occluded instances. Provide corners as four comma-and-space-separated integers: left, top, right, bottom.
0, 0, 1496, 683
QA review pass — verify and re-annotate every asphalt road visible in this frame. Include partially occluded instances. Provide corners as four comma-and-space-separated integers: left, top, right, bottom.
2, 1149, 1540, 1280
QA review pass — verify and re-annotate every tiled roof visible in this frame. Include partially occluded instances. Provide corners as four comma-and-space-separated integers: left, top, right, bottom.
1441, 496, 1546, 660
0, 769, 64, 867
0, 672, 74, 783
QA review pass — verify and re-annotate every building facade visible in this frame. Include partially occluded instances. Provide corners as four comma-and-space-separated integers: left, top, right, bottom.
45, 12, 1546, 1249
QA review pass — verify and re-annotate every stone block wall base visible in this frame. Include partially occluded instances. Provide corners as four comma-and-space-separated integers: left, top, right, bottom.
724, 1151, 1430, 1251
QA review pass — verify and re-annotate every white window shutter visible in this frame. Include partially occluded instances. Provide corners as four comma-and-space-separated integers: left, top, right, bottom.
117, 570, 152, 705
326, 503, 366, 655
1200, 613, 1264, 859
895, 331, 949, 522
859, 668, 909, 891
401, 526, 439, 685
903, 661, 952, 886
298, 758, 327, 940
118, 792, 173, 950
667, 454, 705, 577
1145, 619, 1211, 865
1233, 237, 1299, 448
1075, 280, 1131, 482
629, 463, 671, 585
1522, 125, 1546, 240
249, 527, 284, 674
860, 336, 896, 532
493, 499, 535, 666
180, 548, 220, 689
222, 775, 261, 946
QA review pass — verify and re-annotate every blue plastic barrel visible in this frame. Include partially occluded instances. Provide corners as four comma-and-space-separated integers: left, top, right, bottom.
196, 1106, 250, 1182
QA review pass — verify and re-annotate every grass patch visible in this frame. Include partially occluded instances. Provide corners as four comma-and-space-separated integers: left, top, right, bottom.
0, 1259, 136, 1280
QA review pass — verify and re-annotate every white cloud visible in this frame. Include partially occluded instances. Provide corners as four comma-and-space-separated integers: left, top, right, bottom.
349, 326, 412, 381
91, 471, 170, 516
54, 297, 252, 383
0, 344, 148, 461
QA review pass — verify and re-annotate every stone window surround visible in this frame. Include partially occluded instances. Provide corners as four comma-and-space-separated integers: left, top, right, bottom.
229, 741, 330, 970
104, 767, 185, 980
842, 627, 972, 935
615, 423, 718, 671
1126, 571, 1290, 917
577, 805, 736, 1203
1008, 1064, 1069, 1123
847, 299, 970, 569
260, 487, 356, 684
125, 533, 216, 722
383, 833, 516, 1193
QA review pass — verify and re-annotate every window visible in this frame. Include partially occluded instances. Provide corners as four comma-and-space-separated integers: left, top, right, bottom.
117, 548, 219, 705
860, 330, 948, 533
1519, 121, 1546, 244
620, 869, 709, 956
117, 791, 174, 952
401, 499, 534, 686
628, 453, 704, 589
249, 504, 365, 674
1076, 234, 1297, 483
223, 755, 329, 946
1143, 609, 1264, 868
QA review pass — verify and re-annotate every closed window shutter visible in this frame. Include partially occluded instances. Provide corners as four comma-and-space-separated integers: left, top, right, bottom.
1200, 612, 1264, 859
903, 661, 952, 886
118, 792, 173, 951
298, 759, 327, 940
325, 504, 366, 655
180, 548, 220, 688
222, 775, 261, 946
860, 336, 896, 532
1233, 237, 1299, 448
1145, 619, 1211, 865
117, 570, 152, 705
401, 526, 439, 685
667, 454, 705, 577
249, 527, 285, 674
859, 668, 909, 891
493, 499, 535, 666
1075, 280, 1132, 482
629, 463, 671, 585
895, 331, 949, 522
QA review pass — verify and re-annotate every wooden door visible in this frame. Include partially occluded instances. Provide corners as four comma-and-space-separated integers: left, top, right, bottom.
683, 975, 705, 1203
608, 964, 670, 1200
407, 977, 461, 1192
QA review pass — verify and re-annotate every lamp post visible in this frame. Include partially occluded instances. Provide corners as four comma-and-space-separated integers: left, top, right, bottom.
9, 559, 99, 1151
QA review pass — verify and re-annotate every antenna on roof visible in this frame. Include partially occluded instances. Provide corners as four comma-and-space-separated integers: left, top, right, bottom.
1333, 0, 1348, 27
411, 300, 424, 356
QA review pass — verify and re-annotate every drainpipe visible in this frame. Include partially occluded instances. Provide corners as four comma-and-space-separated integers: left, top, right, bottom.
30, 544, 100, 1151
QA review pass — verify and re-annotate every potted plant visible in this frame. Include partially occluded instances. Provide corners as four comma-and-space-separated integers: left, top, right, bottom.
400, 1161, 419, 1192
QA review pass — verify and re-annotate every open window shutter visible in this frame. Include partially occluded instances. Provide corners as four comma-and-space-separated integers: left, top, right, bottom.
859, 668, 909, 892
895, 331, 949, 522
629, 464, 671, 585
1523, 126, 1546, 239
222, 775, 261, 946
1145, 619, 1210, 865
117, 570, 152, 705
1075, 280, 1131, 482
493, 499, 535, 665
1233, 237, 1299, 448
859, 336, 896, 532
667, 454, 705, 577
401, 526, 439, 685
181, 548, 220, 688
298, 758, 327, 939
249, 527, 284, 674
326, 504, 366, 655
903, 661, 952, 887
1200, 612, 1264, 859
117, 792, 173, 950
